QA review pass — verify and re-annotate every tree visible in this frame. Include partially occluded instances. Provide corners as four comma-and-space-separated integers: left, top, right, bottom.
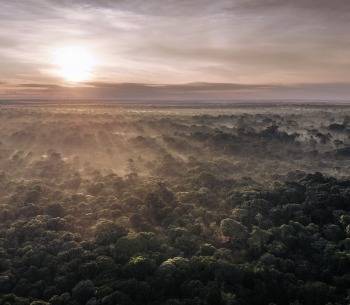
126, 256, 157, 279
72, 280, 96, 304
93, 219, 127, 245
300, 281, 336, 305
220, 218, 248, 244
45, 203, 65, 218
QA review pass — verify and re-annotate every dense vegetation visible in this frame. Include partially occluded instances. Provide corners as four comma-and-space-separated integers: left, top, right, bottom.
0, 103, 349, 305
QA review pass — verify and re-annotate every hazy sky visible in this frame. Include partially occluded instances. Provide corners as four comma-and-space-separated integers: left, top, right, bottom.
0, 0, 350, 100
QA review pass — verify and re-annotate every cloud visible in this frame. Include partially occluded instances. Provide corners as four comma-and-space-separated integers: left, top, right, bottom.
153, 82, 277, 92
0, 0, 350, 93
231, 0, 350, 13
2, 81, 350, 101
18, 83, 65, 89
84, 81, 280, 92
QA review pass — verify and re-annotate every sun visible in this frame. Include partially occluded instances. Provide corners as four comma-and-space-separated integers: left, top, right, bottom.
54, 46, 97, 82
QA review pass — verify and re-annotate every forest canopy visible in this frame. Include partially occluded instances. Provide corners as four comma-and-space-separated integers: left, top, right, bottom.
0, 103, 349, 305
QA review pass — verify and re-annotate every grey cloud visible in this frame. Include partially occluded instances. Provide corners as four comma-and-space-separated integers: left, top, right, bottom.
85, 82, 278, 91
0, 1, 65, 22
18, 83, 65, 89
0, 0, 217, 19
132, 45, 350, 83
231, 0, 350, 12
48, 0, 350, 17
85, 82, 152, 88
52, 0, 223, 16
154, 83, 277, 92
7, 81, 276, 97
0, 37, 19, 48
1, 0, 350, 96
5, 82, 350, 101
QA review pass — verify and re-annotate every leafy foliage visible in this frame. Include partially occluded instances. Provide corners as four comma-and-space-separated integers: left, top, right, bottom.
0, 104, 350, 304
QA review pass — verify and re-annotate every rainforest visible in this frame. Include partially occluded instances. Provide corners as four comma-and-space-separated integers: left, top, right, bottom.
0, 102, 349, 305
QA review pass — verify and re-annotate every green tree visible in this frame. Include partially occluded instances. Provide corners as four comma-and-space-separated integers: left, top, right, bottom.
93, 219, 127, 245
72, 280, 95, 304
220, 218, 248, 244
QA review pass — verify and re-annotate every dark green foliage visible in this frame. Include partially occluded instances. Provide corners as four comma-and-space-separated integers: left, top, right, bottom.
72, 280, 95, 304
45, 203, 65, 218
49, 292, 71, 305
93, 219, 127, 245
1, 104, 350, 305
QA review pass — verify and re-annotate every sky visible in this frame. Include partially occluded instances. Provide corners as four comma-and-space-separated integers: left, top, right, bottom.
0, 0, 350, 101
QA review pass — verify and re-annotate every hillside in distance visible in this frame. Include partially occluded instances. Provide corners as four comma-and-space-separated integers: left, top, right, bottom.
0, 102, 349, 305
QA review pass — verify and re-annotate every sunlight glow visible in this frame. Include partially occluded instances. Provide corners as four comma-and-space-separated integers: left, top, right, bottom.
54, 46, 97, 82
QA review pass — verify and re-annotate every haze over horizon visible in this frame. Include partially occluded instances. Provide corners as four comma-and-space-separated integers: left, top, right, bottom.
1, 0, 350, 100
